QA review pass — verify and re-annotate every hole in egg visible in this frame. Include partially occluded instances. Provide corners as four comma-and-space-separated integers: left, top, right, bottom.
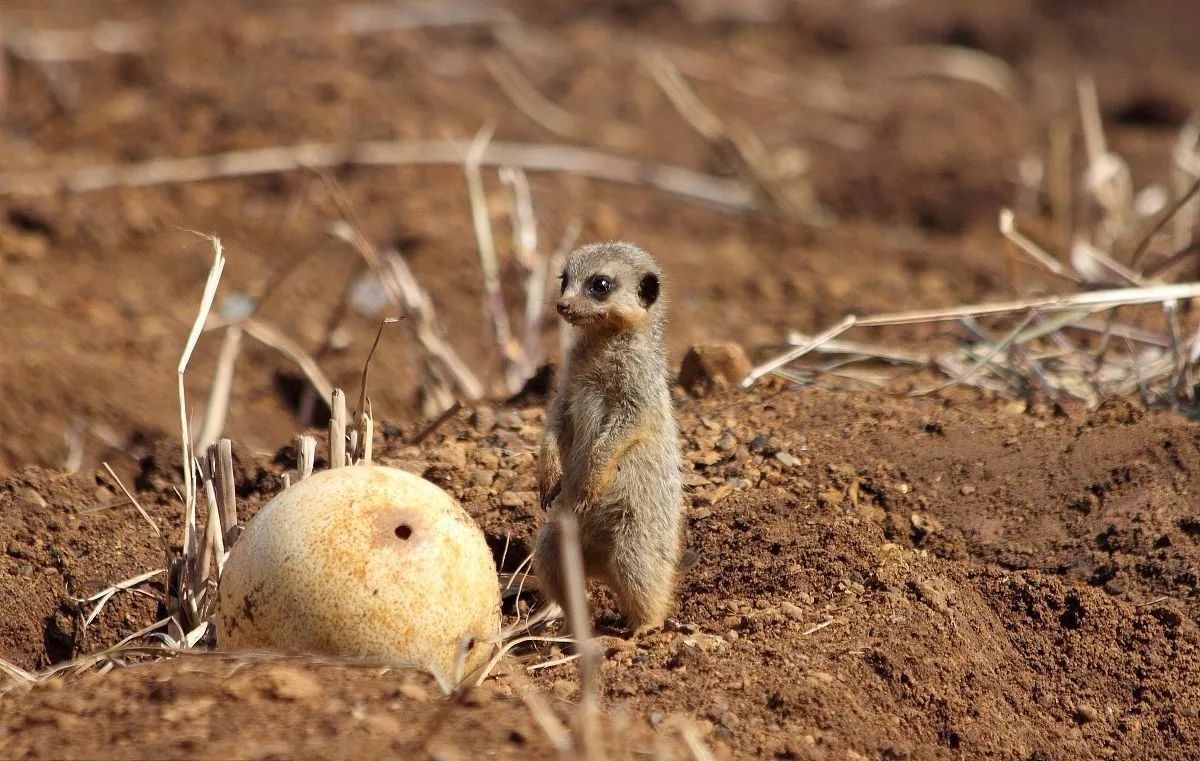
395, 524, 413, 540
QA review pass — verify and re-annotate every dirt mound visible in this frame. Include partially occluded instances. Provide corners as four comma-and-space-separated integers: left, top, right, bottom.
0, 656, 680, 760
4, 384, 1200, 758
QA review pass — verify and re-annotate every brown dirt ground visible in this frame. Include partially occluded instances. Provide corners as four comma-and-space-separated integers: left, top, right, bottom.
2, 0, 1200, 759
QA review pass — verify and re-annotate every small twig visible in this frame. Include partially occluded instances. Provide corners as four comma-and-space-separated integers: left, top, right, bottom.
801, 618, 835, 636
406, 401, 463, 446
1130, 173, 1200, 270
355, 317, 402, 423
998, 209, 1076, 281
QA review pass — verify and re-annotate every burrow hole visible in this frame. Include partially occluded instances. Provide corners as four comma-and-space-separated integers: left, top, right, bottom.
395, 524, 413, 540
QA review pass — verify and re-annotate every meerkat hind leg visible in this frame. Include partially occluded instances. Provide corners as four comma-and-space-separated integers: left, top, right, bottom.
531, 520, 567, 616
604, 539, 676, 635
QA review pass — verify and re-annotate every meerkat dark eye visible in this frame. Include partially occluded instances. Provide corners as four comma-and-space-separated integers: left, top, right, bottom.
638, 273, 660, 307
558, 271, 569, 295
586, 275, 614, 299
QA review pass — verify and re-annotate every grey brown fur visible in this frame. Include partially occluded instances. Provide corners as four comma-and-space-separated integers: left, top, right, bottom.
533, 241, 683, 633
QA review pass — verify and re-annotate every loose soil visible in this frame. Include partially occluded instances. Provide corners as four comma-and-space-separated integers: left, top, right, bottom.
2, 0, 1200, 759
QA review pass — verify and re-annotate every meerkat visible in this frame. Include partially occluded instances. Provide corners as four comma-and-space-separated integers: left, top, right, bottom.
533, 241, 684, 634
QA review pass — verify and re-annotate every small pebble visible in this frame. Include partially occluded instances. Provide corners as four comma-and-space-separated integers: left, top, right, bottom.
1075, 704, 1100, 724
779, 601, 805, 621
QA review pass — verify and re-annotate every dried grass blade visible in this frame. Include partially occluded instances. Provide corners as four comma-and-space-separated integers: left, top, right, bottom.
911, 313, 1036, 396
101, 462, 165, 548
196, 323, 243, 452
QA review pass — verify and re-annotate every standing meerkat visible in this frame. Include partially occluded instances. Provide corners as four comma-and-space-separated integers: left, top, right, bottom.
533, 241, 684, 634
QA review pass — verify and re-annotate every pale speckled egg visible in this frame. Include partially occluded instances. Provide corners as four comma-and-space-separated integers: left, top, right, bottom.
216, 465, 500, 683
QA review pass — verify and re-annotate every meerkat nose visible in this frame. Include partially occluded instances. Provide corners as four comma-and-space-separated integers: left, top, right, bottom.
556, 301, 571, 316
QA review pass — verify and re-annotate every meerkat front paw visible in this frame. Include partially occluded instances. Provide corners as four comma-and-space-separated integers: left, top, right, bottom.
540, 479, 561, 510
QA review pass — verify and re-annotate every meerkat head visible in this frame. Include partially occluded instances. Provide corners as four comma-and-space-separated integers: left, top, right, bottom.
555, 241, 663, 331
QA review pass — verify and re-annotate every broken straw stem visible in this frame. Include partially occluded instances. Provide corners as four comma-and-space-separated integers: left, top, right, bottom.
744, 281, 1200, 387
329, 389, 347, 468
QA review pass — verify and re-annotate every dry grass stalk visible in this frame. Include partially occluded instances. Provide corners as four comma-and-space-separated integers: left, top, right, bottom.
999, 209, 1076, 281
336, 0, 512, 34
0, 20, 147, 63
1048, 119, 1074, 252
353, 317, 400, 464
0, 139, 756, 211
210, 316, 337, 405
910, 313, 1036, 397
329, 388, 348, 468
1077, 77, 1133, 253
465, 127, 527, 394
213, 439, 238, 545
62, 420, 85, 472
321, 171, 481, 412
195, 323, 244, 452
500, 166, 554, 378
380, 248, 477, 414
517, 679, 574, 756
873, 45, 1021, 100
554, 511, 602, 761
298, 435, 317, 479
159, 232, 228, 640
486, 53, 583, 140
76, 568, 164, 629
1170, 118, 1200, 270
758, 96, 1200, 408
747, 282, 1200, 400
101, 462, 164, 546
198, 475, 225, 582
644, 50, 818, 221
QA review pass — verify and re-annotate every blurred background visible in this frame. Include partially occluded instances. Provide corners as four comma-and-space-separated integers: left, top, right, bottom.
1, 0, 1198, 474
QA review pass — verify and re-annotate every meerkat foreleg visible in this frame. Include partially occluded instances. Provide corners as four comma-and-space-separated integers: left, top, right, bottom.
574, 419, 643, 509
538, 394, 571, 509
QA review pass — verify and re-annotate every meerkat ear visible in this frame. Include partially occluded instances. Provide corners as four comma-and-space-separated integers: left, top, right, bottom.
638, 273, 660, 308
